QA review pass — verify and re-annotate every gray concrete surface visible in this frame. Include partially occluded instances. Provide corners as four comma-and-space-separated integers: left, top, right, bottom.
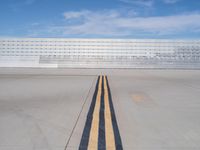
0, 70, 95, 150
0, 68, 200, 150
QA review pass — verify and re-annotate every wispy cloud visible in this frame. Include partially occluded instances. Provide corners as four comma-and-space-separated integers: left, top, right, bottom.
24, 0, 37, 5
27, 9, 200, 38
63, 10, 91, 19
9, 0, 37, 11
119, 0, 182, 6
64, 10, 200, 35
162, 0, 181, 4
119, 0, 154, 7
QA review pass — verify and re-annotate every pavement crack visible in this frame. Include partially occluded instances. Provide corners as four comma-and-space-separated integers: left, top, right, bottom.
64, 76, 97, 150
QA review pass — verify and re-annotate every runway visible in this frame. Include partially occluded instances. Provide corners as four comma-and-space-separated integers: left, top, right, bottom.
0, 68, 200, 150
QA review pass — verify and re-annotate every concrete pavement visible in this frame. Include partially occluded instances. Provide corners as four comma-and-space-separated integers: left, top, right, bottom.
0, 68, 200, 150
0, 72, 95, 150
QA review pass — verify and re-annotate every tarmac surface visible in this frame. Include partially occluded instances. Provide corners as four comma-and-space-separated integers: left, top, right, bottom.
0, 68, 200, 150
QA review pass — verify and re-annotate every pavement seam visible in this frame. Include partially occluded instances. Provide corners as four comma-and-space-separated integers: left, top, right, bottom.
64, 76, 97, 150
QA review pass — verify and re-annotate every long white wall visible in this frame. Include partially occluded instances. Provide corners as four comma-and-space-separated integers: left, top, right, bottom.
0, 38, 200, 68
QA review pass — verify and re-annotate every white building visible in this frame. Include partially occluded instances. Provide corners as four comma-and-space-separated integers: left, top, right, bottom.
0, 38, 200, 68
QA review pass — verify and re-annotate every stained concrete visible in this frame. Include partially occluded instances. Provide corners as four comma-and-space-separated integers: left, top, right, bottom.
0, 68, 200, 150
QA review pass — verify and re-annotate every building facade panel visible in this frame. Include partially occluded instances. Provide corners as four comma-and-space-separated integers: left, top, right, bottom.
0, 38, 200, 68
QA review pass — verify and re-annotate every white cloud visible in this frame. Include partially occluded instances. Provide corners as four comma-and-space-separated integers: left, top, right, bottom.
63, 10, 122, 20
119, 0, 154, 7
62, 10, 200, 36
63, 10, 91, 19
29, 10, 200, 37
119, 0, 182, 6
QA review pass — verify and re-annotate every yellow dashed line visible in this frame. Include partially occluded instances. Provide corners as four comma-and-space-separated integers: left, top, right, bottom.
104, 75, 116, 150
88, 76, 102, 150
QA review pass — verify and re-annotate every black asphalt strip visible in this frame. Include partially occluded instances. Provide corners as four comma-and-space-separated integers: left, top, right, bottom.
79, 76, 100, 150
79, 76, 123, 150
106, 76, 123, 150
98, 76, 106, 150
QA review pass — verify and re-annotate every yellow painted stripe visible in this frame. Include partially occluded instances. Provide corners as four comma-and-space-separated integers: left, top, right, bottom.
104, 75, 116, 150
88, 75, 102, 150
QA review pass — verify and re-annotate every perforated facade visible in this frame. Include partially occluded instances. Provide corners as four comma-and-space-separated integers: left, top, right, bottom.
0, 38, 200, 68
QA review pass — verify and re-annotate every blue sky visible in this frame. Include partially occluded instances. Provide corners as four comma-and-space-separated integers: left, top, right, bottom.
0, 0, 200, 39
